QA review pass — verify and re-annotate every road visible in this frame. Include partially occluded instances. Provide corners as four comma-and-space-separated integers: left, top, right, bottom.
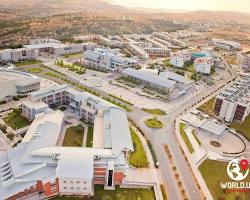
38, 56, 237, 200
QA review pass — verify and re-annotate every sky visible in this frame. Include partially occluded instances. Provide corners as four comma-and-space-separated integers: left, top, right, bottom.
108, 0, 250, 13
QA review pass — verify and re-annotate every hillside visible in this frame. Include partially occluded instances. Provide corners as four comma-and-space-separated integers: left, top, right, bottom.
0, 0, 130, 16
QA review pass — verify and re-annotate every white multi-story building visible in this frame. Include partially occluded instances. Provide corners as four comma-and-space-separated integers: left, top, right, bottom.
144, 47, 170, 57
84, 48, 137, 72
0, 70, 41, 101
214, 77, 250, 123
212, 39, 241, 51
170, 51, 192, 68
23, 43, 86, 56
194, 56, 214, 74
126, 43, 149, 60
237, 53, 250, 73
0, 85, 134, 200
0, 48, 38, 63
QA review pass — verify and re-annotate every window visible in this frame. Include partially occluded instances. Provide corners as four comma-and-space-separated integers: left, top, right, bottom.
70, 187, 74, 190
63, 181, 67, 183
76, 187, 80, 190
84, 187, 87, 190
76, 181, 80, 184
63, 187, 67, 189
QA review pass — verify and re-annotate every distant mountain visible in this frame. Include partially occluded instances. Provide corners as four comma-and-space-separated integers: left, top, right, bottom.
0, 0, 130, 16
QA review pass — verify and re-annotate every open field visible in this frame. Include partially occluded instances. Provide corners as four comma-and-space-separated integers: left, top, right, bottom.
197, 97, 215, 116
62, 125, 84, 147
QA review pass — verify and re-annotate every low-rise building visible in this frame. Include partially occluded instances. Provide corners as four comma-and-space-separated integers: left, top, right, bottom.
214, 77, 250, 123
212, 39, 241, 51
23, 43, 85, 56
170, 51, 192, 68
0, 70, 41, 101
0, 85, 134, 200
237, 53, 250, 73
121, 68, 176, 92
84, 48, 137, 72
194, 56, 214, 74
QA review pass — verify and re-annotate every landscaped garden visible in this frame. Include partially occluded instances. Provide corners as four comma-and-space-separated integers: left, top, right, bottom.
179, 123, 194, 154
15, 60, 41, 67
145, 117, 163, 129
3, 108, 30, 130
62, 125, 84, 147
129, 128, 149, 168
51, 185, 155, 200
199, 159, 250, 200
55, 60, 86, 74
27, 67, 42, 74
231, 115, 250, 140
142, 108, 166, 116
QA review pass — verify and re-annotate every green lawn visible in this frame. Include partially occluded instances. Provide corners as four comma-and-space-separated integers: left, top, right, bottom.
51, 185, 155, 200
142, 108, 166, 116
231, 115, 250, 140
179, 123, 194, 154
192, 129, 201, 145
129, 128, 149, 168
27, 68, 42, 74
3, 109, 30, 130
199, 159, 250, 200
62, 125, 84, 147
145, 118, 163, 129
64, 52, 83, 58
86, 126, 94, 147
197, 97, 215, 116
15, 60, 41, 67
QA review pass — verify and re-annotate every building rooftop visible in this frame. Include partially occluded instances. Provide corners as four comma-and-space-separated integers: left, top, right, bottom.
122, 68, 176, 89
199, 120, 227, 136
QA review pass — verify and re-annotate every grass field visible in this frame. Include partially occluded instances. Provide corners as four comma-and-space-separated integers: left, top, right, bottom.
62, 125, 84, 147
3, 109, 30, 130
179, 123, 194, 154
145, 118, 163, 129
142, 108, 166, 116
64, 52, 83, 58
231, 115, 250, 140
197, 97, 215, 116
199, 159, 250, 200
27, 67, 42, 73
129, 128, 149, 168
51, 185, 155, 200
86, 126, 94, 147
15, 60, 41, 67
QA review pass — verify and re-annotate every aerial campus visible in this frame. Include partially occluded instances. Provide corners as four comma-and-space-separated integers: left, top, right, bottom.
1, 2, 250, 200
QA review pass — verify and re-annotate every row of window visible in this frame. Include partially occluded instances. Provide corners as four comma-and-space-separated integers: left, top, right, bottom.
63, 187, 88, 190
63, 180, 87, 184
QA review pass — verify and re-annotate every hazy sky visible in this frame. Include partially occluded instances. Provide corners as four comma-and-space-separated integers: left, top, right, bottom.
108, 0, 250, 13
